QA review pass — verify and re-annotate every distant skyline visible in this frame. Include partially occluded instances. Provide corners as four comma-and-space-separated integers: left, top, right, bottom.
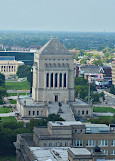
0, 0, 115, 32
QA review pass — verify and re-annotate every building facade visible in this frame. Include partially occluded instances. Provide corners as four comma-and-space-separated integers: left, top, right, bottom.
17, 38, 92, 119
112, 61, 115, 85
32, 38, 74, 103
14, 121, 115, 160
0, 56, 24, 75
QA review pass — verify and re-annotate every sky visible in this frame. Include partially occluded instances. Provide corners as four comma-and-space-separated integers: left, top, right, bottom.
0, 0, 115, 32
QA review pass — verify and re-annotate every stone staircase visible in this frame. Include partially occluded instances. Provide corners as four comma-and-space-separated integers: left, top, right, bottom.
48, 103, 75, 121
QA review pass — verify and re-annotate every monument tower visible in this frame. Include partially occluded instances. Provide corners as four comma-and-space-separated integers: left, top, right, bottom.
32, 38, 74, 103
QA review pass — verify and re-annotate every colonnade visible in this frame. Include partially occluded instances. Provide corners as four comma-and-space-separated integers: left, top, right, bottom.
46, 72, 67, 88
0, 65, 16, 73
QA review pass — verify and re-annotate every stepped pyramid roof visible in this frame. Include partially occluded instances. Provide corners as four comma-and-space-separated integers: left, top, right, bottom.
37, 38, 72, 55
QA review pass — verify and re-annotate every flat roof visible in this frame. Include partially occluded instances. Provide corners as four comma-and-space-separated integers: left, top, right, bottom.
74, 99, 88, 105
0, 56, 15, 61
85, 123, 109, 128
29, 147, 68, 161
69, 148, 91, 155
49, 121, 83, 126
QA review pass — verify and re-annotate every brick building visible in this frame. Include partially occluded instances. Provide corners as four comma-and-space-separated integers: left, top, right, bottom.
14, 121, 115, 160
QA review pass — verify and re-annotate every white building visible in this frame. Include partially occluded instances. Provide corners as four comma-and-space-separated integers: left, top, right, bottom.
17, 38, 92, 119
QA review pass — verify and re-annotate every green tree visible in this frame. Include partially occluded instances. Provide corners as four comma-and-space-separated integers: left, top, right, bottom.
17, 65, 31, 78
110, 85, 115, 95
75, 77, 88, 86
93, 60, 103, 66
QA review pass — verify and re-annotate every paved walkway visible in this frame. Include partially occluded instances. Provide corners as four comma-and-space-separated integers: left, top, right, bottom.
0, 112, 15, 117
48, 103, 75, 121
7, 90, 30, 93
93, 112, 114, 116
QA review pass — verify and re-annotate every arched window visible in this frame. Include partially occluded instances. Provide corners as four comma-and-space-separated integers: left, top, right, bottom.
59, 73, 62, 87
46, 73, 49, 88
55, 73, 58, 87
64, 73, 66, 87
51, 73, 53, 87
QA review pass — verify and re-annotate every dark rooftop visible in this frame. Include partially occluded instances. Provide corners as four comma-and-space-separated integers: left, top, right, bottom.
0, 56, 15, 61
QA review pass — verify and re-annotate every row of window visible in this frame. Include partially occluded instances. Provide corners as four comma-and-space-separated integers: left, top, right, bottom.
45, 63, 69, 68
46, 73, 67, 88
73, 140, 115, 147
45, 59, 68, 61
28, 111, 41, 116
43, 142, 69, 147
89, 149, 115, 155
1, 66, 16, 72
77, 110, 89, 115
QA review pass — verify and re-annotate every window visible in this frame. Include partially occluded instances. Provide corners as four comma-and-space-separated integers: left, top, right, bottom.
51, 73, 53, 87
65, 142, 68, 146
60, 142, 63, 146
55, 73, 58, 87
73, 140, 83, 147
33, 111, 35, 115
59, 73, 62, 87
86, 140, 96, 147
43, 143, 46, 146
37, 111, 39, 115
82, 110, 84, 115
64, 73, 66, 87
98, 140, 108, 147
102, 149, 108, 155
75, 130, 77, 133
111, 140, 115, 146
49, 142, 52, 146
29, 111, 31, 115
86, 110, 88, 115
111, 149, 115, 155
46, 73, 49, 87
54, 142, 58, 146
78, 110, 80, 115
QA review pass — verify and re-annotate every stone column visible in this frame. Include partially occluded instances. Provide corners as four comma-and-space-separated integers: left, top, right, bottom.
53, 73, 55, 89
57, 73, 59, 89
66, 72, 68, 89
49, 72, 51, 88
45, 73, 46, 89
62, 72, 64, 88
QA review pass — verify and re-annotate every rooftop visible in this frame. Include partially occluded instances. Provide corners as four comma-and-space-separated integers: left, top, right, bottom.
18, 96, 47, 107
0, 56, 15, 61
29, 147, 68, 161
37, 38, 72, 56
49, 121, 83, 127
85, 123, 109, 128
69, 148, 91, 155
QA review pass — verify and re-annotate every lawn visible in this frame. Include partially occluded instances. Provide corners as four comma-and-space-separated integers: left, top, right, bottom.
0, 155, 16, 161
0, 107, 11, 113
8, 99, 17, 104
89, 116, 114, 125
93, 106, 115, 113
1, 117, 17, 122
5, 80, 30, 90
8, 93, 29, 96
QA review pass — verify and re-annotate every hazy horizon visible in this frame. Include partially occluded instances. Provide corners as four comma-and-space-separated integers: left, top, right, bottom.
0, 0, 115, 32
